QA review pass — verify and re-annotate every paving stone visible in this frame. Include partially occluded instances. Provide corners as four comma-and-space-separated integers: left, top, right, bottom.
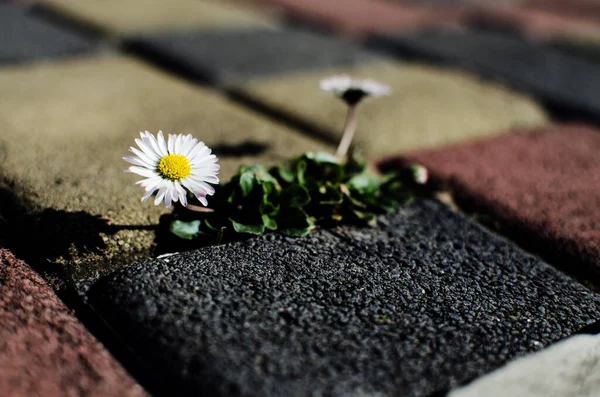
259, 0, 466, 36
525, 0, 600, 25
370, 30, 600, 120
0, 56, 329, 285
465, 5, 600, 43
127, 27, 382, 87
0, 249, 147, 397
0, 4, 95, 64
449, 334, 600, 397
41, 0, 278, 37
237, 61, 548, 157
386, 124, 600, 279
85, 199, 600, 397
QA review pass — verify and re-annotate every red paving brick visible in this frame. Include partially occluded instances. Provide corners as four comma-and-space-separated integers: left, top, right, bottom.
380, 124, 600, 276
0, 249, 147, 397
525, 0, 600, 26
465, 4, 600, 42
259, 0, 466, 36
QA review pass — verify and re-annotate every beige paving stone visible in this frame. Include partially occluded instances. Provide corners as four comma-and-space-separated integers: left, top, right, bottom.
0, 56, 328, 284
237, 60, 549, 157
41, 0, 279, 37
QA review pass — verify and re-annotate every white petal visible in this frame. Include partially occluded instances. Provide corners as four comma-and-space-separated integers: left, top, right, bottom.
123, 155, 151, 168
129, 166, 158, 178
129, 146, 158, 166
135, 138, 161, 161
174, 181, 187, 207
154, 187, 167, 206
168, 134, 175, 153
141, 189, 154, 202
157, 130, 169, 156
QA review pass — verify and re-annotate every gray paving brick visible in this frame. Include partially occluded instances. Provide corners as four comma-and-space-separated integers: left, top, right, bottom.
127, 27, 382, 86
0, 4, 96, 64
370, 30, 600, 120
85, 199, 600, 397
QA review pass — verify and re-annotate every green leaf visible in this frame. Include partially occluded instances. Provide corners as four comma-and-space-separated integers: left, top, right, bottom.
306, 151, 340, 164
271, 166, 295, 184
318, 183, 343, 205
348, 174, 379, 194
169, 220, 201, 240
239, 173, 255, 197
277, 208, 314, 237
230, 220, 265, 235
281, 184, 310, 208
295, 159, 307, 185
262, 214, 278, 230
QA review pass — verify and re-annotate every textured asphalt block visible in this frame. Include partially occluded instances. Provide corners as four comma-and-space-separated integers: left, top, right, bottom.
449, 334, 600, 397
0, 249, 147, 397
85, 199, 600, 397
0, 4, 95, 64
258, 0, 466, 36
385, 124, 600, 280
41, 0, 278, 37
238, 61, 548, 157
127, 27, 381, 86
370, 30, 600, 119
0, 56, 329, 286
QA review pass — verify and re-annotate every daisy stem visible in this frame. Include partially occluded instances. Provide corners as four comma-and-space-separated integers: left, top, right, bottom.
185, 204, 215, 213
335, 104, 358, 160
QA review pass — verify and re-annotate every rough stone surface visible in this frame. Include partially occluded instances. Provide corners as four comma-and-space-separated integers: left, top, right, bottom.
127, 27, 381, 86
387, 124, 600, 278
370, 30, 600, 119
258, 0, 466, 36
238, 61, 548, 156
87, 199, 600, 397
0, 56, 328, 285
41, 0, 278, 37
0, 249, 147, 397
0, 4, 95, 64
449, 334, 600, 397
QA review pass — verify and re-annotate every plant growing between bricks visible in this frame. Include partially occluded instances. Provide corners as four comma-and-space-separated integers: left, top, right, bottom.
125, 77, 428, 244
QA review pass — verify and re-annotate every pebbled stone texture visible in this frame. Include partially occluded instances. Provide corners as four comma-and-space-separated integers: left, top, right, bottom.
370, 30, 600, 119
41, 0, 278, 37
87, 199, 600, 397
449, 334, 600, 397
0, 4, 95, 64
238, 61, 548, 157
0, 249, 147, 397
0, 56, 328, 285
388, 124, 600, 279
127, 27, 381, 87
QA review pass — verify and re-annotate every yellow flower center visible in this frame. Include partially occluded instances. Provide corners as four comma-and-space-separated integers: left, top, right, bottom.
157, 154, 191, 181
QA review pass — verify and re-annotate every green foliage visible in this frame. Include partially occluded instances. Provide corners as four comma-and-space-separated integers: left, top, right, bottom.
169, 152, 425, 244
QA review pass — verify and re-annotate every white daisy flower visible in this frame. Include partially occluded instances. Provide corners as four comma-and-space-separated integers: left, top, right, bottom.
320, 75, 391, 106
124, 131, 219, 208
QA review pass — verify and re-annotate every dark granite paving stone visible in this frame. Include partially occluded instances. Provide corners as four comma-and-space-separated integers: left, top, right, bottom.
0, 4, 95, 64
86, 199, 600, 397
127, 27, 384, 86
369, 30, 600, 119
0, 249, 147, 397
385, 124, 600, 280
